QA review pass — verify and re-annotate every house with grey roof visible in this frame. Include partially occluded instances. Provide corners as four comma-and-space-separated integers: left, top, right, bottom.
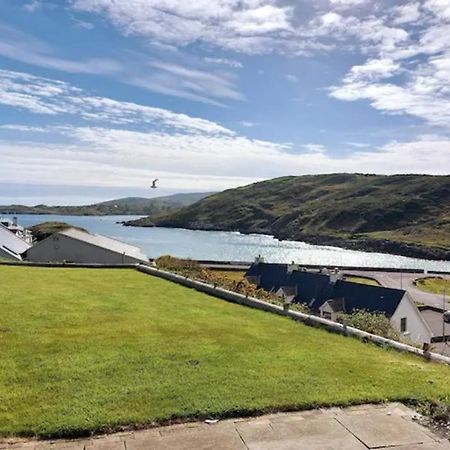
245, 261, 433, 345
24, 228, 148, 265
0, 224, 31, 261
0, 217, 33, 244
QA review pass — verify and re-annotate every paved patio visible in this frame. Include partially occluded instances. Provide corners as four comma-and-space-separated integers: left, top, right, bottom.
1, 403, 449, 450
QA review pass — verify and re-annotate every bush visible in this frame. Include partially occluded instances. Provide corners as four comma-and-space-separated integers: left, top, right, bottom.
155, 255, 202, 277
338, 309, 400, 340
155, 256, 309, 313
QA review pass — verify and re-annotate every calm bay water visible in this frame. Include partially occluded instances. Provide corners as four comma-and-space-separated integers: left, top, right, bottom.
5, 214, 450, 271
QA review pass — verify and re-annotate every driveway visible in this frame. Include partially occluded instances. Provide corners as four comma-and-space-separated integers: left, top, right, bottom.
345, 270, 449, 308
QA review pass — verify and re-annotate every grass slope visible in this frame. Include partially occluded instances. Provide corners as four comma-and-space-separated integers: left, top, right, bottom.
135, 174, 450, 258
415, 277, 450, 295
0, 192, 214, 216
1, 266, 449, 438
344, 276, 381, 286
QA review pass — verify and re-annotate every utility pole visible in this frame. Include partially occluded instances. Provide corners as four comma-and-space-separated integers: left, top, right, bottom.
443, 282, 447, 345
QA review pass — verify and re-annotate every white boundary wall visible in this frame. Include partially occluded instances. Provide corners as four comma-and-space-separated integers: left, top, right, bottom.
137, 265, 450, 366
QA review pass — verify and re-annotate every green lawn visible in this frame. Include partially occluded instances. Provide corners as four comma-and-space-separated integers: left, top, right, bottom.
1, 267, 449, 439
344, 275, 381, 286
415, 277, 450, 296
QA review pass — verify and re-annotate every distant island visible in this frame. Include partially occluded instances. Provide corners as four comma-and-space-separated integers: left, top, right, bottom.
125, 174, 450, 261
0, 192, 214, 216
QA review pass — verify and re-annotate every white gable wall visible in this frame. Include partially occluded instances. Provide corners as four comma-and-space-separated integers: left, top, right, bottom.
391, 294, 433, 345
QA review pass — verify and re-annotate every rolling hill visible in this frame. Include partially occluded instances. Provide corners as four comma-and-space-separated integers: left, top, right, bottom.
0, 192, 214, 216
126, 174, 450, 260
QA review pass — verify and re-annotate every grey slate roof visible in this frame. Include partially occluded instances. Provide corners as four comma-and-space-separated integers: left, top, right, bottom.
332, 280, 405, 317
0, 224, 31, 258
59, 228, 148, 262
245, 262, 406, 317
245, 263, 289, 292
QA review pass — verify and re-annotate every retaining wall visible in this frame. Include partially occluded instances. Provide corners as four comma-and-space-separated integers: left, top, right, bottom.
137, 265, 450, 365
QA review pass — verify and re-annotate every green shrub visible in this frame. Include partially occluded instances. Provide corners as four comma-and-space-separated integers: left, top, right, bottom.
338, 309, 400, 340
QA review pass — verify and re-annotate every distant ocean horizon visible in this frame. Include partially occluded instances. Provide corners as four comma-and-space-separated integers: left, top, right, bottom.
4, 213, 450, 272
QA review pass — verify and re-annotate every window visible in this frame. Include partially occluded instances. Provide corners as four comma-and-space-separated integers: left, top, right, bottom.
323, 311, 332, 320
400, 317, 407, 333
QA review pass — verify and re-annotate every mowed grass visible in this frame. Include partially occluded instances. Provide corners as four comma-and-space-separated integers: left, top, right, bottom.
345, 276, 381, 286
415, 277, 450, 296
1, 267, 449, 439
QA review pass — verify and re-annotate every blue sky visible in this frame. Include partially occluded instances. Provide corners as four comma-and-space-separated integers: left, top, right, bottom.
0, 0, 449, 204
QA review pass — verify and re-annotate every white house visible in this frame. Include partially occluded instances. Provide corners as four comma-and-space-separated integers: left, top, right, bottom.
246, 261, 433, 345
0, 217, 33, 244
0, 224, 31, 261
24, 228, 148, 265
319, 284, 433, 345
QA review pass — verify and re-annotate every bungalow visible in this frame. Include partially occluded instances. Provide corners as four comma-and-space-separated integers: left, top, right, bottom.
245, 260, 433, 344
319, 281, 432, 344
0, 223, 31, 261
24, 228, 148, 265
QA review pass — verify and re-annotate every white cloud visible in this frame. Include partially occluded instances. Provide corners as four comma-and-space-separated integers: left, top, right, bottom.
204, 57, 243, 68
0, 24, 243, 106
0, 24, 121, 75
0, 69, 233, 134
424, 0, 450, 20
240, 121, 259, 127
0, 67, 448, 192
1, 127, 449, 193
71, 0, 296, 55
329, 0, 368, 7
23, 0, 42, 12
345, 59, 401, 83
326, 1, 450, 130
285, 74, 298, 83
391, 2, 421, 25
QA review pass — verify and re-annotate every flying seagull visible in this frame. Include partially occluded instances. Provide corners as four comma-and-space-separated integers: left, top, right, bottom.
151, 178, 158, 189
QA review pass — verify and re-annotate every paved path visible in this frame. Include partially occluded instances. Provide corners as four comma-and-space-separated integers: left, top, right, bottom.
345, 270, 449, 308
2, 403, 449, 450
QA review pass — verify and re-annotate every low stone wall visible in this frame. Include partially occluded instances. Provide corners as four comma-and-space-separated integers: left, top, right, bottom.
137, 264, 450, 366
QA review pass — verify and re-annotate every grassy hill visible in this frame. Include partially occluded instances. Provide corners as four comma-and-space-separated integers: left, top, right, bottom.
128, 174, 450, 260
0, 192, 214, 216
1, 265, 449, 437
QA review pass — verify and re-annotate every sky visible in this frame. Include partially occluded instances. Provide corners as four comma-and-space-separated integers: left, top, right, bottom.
0, 0, 449, 205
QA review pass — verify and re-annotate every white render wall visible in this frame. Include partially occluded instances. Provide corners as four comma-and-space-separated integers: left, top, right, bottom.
26, 234, 145, 265
391, 295, 433, 345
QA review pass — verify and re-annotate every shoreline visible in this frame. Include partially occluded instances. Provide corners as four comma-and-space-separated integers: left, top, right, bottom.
124, 220, 450, 262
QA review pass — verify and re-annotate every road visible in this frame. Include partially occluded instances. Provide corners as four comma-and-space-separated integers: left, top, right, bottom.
345, 270, 449, 308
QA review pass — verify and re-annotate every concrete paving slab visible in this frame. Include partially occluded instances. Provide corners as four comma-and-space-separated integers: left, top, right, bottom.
337, 412, 435, 448
392, 442, 450, 450
139, 427, 247, 450
247, 437, 367, 450
246, 417, 367, 450
84, 438, 125, 449
235, 419, 274, 442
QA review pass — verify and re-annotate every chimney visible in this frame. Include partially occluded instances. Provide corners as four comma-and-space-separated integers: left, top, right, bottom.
255, 254, 265, 263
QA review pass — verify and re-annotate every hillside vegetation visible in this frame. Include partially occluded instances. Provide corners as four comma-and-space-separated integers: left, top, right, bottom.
28, 221, 87, 242
128, 174, 450, 260
0, 192, 214, 216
